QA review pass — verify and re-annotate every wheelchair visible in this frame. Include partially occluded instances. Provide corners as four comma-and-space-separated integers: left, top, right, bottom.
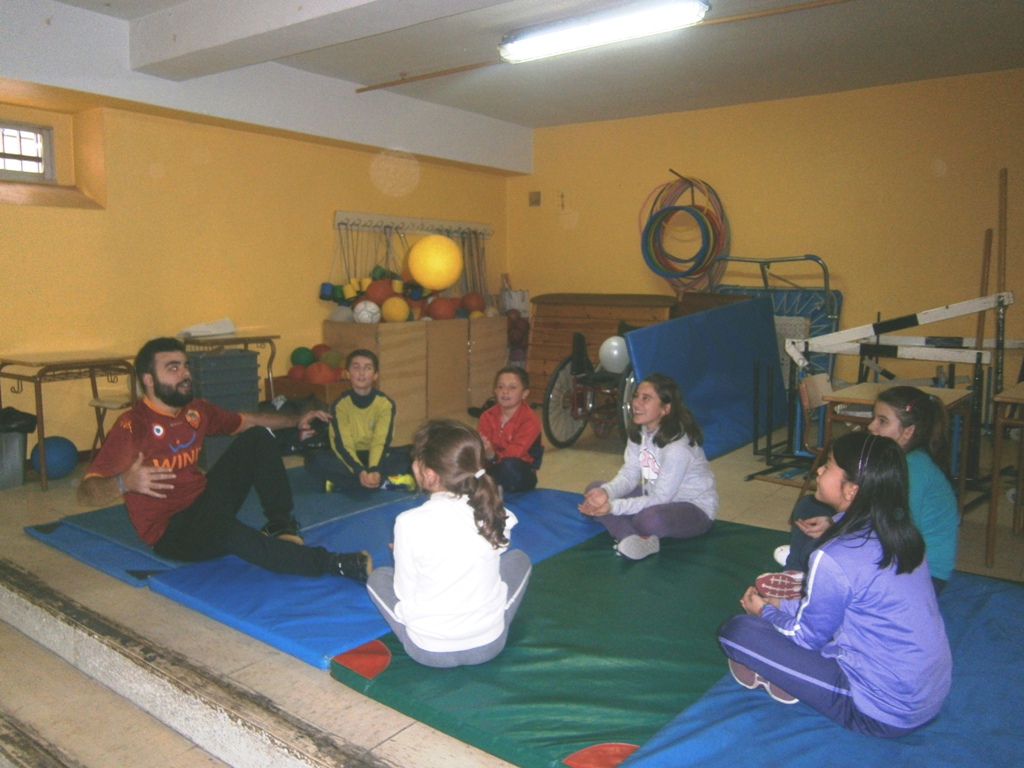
541, 331, 636, 448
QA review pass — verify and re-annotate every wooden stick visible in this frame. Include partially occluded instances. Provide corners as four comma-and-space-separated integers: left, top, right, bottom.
976, 228, 993, 350
998, 168, 1008, 294
356, 61, 497, 94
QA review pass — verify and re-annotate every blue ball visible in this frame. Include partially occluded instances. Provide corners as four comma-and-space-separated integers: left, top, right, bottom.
30, 436, 79, 480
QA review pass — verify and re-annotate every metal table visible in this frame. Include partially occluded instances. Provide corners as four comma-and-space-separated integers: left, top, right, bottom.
0, 352, 136, 490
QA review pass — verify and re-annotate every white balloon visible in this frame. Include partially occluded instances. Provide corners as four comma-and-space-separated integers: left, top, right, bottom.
598, 336, 629, 374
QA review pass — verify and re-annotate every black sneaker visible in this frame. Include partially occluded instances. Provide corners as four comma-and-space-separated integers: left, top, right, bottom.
261, 518, 304, 546
335, 551, 373, 583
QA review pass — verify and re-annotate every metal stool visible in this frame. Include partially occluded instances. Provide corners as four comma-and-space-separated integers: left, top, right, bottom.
89, 391, 134, 461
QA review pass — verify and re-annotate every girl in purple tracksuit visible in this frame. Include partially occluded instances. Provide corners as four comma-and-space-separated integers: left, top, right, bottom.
718, 431, 952, 737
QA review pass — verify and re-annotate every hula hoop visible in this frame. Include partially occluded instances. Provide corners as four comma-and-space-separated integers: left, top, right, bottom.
641, 206, 714, 277
639, 174, 730, 292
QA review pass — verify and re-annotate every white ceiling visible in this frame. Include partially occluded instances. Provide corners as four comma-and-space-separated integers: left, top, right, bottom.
50, 0, 1024, 128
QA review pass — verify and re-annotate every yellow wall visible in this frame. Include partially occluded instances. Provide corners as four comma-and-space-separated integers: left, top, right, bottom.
0, 106, 508, 450
3, 69, 1022, 453
507, 69, 1023, 382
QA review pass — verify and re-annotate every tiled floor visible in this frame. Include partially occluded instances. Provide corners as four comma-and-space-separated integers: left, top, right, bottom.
0, 425, 1021, 766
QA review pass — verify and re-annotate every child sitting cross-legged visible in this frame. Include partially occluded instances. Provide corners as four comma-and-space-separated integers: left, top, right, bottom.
719, 432, 952, 736
366, 419, 531, 668
304, 348, 413, 492
578, 373, 717, 560
477, 366, 543, 494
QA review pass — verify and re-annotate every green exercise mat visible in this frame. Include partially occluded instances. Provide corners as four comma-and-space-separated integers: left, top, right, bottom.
331, 521, 789, 768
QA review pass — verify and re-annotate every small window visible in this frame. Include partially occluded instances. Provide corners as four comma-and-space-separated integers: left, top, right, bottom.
0, 121, 56, 184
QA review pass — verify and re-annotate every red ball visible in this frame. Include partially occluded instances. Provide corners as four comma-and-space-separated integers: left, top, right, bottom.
426, 297, 457, 320
305, 361, 335, 385
287, 365, 307, 381
311, 343, 332, 360
363, 278, 395, 306
461, 292, 486, 313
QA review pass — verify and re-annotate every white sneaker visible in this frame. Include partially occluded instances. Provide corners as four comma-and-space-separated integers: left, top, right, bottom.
615, 535, 660, 560
773, 545, 791, 567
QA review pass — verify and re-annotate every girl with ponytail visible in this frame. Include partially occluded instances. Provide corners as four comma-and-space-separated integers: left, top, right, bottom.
366, 419, 531, 667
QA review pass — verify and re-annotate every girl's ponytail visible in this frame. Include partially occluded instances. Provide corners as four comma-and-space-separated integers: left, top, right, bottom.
411, 420, 508, 549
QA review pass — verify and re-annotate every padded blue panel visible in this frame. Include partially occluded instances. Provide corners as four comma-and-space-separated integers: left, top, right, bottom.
625, 296, 787, 460
717, 286, 844, 455
623, 571, 1023, 768
716, 285, 843, 378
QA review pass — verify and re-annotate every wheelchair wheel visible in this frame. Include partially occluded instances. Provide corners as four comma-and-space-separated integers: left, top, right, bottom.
542, 355, 588, 448
616, 365, 636, 441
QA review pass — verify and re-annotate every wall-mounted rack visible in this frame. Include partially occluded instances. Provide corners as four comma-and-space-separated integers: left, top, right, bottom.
333, 210, 493, 237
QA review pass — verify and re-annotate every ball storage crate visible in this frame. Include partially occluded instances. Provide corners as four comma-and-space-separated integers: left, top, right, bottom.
189, 349, 260, 468
189, 350, 260, 395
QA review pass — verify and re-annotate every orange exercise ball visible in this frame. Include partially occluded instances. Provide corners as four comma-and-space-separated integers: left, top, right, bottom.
363, 278, 394, 306
408, 235, 463, 291
461, 291, 486, 313
426, 296, 457, 320
305, 361, 335, 385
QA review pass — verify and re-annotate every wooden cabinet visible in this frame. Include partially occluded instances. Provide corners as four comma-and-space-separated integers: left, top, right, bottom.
320, 316, 507, 443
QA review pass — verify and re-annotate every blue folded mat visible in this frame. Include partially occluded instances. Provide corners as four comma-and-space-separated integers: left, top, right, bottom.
149, 488, 601, 668
622, 571, 1024, 768
24, 467, 410, 586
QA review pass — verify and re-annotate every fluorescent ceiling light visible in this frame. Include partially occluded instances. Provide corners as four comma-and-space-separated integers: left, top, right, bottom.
498, 1, 709, 64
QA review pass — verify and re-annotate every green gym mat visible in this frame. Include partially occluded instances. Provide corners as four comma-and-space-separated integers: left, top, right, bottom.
330, 521, 789, 768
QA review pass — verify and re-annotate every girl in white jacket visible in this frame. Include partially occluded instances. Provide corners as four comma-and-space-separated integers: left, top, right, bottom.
367, 419, 531, 667
578, 374, 718, 560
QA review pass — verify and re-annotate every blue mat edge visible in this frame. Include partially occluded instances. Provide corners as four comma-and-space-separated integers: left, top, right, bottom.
620, 569, 1024, 768
24, 521, 169, 587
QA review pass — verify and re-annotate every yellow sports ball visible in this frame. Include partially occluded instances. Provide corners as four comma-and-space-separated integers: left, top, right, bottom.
381, 295, 410, 322
408, 235, 463, 291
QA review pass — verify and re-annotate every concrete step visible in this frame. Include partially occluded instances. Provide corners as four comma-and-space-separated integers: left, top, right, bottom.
0, 557, 389, 768
0, 620, 226, 768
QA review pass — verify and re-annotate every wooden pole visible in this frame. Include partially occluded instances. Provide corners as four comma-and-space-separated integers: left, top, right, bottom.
969, 229, 993, 480
975, 229, 993, 350
997, 168, 1008, 294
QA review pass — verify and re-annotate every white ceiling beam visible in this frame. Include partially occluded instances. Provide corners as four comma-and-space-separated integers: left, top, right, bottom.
129, 0, 506, 80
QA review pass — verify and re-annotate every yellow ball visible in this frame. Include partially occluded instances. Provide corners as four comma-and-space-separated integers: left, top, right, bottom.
469, 310, 485, 318
408, 235, 463, 291
381, 295, 410, 322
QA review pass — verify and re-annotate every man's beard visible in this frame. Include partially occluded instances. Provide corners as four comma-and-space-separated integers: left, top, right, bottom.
154, 378, 194, 408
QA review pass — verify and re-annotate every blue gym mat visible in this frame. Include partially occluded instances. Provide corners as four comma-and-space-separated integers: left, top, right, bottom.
24, 467, 411, 586
621, 571, 1024, 768
625, 296, 788, 461
148, 488, 602, 668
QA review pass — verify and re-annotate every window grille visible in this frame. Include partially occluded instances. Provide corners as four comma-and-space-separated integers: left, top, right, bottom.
0, 121, 56, 183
